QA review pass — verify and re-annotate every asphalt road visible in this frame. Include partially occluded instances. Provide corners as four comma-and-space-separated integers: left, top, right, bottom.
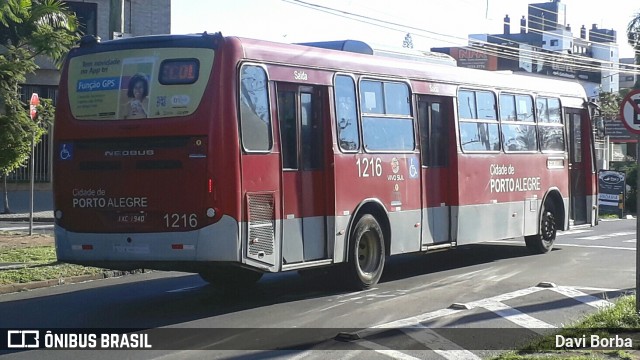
0, 219, 635, 359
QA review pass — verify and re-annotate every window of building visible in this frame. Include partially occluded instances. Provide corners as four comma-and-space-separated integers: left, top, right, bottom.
65, 2, 98, 36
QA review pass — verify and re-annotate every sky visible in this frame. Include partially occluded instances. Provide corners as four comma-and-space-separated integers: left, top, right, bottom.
171, 0, 639, 59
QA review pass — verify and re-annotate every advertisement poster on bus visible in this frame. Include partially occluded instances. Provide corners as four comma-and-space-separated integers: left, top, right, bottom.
67, 48, 214, 120
598, 170, 626, 218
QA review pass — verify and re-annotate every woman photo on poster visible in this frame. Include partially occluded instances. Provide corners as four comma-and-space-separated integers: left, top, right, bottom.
124, 73, 149, 119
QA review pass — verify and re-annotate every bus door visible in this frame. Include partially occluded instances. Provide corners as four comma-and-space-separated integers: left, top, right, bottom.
417, 95, 453, 246
565, 109, 587, 225
276, 83, 328, 265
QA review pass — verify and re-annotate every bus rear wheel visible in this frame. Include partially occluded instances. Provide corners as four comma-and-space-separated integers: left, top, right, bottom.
199, 267, 263, 288
348, 214, 385, 290
525, 204, 557, 254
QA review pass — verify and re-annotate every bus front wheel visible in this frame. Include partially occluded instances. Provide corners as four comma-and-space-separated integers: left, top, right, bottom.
525, 204, 557, 254
348, 214, 385, 290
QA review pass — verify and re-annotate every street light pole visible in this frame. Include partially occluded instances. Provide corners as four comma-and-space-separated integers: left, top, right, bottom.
637, 135, 640, 314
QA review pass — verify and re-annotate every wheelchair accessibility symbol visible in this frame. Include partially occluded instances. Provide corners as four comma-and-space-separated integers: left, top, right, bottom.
59, 143, 73, 160
409, 158, 419, 179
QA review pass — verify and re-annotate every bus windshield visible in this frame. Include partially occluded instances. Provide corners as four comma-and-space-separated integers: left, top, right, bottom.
67, 48, 214, 120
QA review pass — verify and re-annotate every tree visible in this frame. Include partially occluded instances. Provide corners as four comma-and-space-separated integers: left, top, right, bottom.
627, 10, 640, 89
403, 33, 414, 49
597, 90, 622, 120
0, 0, 79, 213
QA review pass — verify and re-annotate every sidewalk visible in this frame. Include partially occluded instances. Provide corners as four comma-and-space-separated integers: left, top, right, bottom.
0, 190, 54, 222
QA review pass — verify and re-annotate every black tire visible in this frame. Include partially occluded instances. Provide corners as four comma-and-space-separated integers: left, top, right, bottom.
525, 204, 557, 254
199, 266, 263, 289
347, 214, 385, 290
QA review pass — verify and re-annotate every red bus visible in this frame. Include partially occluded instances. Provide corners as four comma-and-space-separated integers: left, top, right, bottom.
53, 33, 598, 290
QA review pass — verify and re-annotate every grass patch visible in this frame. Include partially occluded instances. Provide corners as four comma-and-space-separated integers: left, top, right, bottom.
0, 245, 104, 285
494, 296, 640, 359
0, 245, 58, 264
599, 213, 623, 220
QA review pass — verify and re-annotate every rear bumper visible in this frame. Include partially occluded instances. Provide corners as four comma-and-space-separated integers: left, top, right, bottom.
55, 215, 241, 271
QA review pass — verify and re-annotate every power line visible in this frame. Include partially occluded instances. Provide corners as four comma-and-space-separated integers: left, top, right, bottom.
282, 0, 640, 76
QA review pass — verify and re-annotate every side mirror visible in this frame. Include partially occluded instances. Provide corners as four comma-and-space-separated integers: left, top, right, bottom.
587, 100, 601, 119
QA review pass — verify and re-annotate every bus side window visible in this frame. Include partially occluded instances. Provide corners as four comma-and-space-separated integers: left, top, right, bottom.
537, 97, 565, 152
418, 99, 448, 167
458, 90, 499, 152
500, 93, 537, 152
277, 91, 297, 169
334, 75, 359, 151
239, 65, 272, 151
360, 80, 414, 152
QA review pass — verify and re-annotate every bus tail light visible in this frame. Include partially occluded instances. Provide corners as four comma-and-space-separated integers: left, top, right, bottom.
208, 178, 213, 193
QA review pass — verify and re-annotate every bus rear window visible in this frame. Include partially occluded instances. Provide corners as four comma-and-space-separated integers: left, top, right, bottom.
159, 59, 199, 85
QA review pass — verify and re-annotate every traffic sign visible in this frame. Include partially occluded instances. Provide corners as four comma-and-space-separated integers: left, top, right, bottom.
619, 89, 640, 134
29, 93, 39, 121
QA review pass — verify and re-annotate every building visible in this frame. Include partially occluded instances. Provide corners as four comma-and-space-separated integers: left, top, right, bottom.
434, 0, 618, 99
432, 0, 628, 168
620, 58, 639, 89
13, 0, 170, 186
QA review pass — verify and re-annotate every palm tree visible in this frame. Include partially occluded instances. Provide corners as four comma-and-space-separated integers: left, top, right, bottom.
628, 10, 640, 88
0, 0, 79, 64
0, 0, 79, 213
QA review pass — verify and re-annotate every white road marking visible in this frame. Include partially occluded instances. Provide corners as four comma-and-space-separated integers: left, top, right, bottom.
472, 300, 556, 329
557, 229, 592, 236
404, 325, 481, 360
570, 286, 621, 292
350, 284, 621, 359
576, 232, 635, 240
166, 286, 202, 293
473, 286, 545, 303
556, 243, 634, 251
489, 239, 624, 249
372, 308, 463, 329
433, 350, 482, 360
355, 340, 423, 359
551, 287, 613, 309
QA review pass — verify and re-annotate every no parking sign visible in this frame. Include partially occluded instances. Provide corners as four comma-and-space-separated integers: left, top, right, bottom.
619, 89, 640, 134
29, 93, 39, 121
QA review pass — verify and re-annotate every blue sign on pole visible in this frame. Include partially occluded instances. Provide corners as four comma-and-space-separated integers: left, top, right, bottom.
598, 170, 626, 218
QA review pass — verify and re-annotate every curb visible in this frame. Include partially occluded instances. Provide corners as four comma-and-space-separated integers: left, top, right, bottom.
0, 269, 150, 295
